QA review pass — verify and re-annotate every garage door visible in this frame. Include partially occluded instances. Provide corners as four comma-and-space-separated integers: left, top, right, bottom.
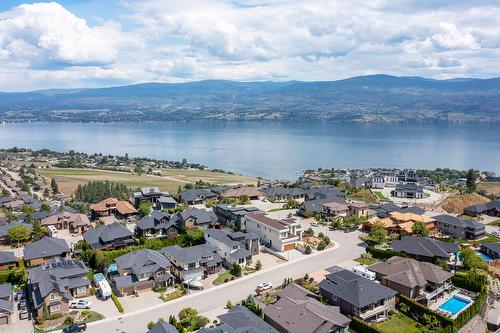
283, 243, 295, 252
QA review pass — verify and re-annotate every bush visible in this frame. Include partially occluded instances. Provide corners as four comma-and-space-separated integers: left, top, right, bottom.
349, 316, 384, 333
304, 245, 312, 254
397, 295, 453, 329
226, 300, 233, 309
147, 321, 156, 330
255, 260, 262, 270
48, 313, 63, 320
64, 316, 75, 326
316, 240, 326, 251
153, 286, 167, 293
452, 271, 487, 293
230, 263, 242, 277
111, 292, 124, 313
366, 246, 409, 261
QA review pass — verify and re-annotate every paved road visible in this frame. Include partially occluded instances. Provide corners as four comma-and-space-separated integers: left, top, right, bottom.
84, 230, 365, 333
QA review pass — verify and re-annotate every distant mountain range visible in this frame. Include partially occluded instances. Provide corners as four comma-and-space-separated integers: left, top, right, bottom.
1, 74, 499, 123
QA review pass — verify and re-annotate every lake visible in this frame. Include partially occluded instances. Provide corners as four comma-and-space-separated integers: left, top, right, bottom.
0, 122, 499, 179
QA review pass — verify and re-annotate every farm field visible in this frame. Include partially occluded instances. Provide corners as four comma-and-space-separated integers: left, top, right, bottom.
38, 168, 256, 195
478, 182, 500, 195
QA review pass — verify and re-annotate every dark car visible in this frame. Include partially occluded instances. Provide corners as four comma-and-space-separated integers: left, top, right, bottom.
63, 323, 87, 333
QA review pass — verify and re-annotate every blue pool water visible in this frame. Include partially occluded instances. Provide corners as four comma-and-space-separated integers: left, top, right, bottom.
439, 296, 471, 314
478, 252, 494, 262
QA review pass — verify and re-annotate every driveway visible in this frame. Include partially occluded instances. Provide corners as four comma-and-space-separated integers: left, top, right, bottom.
82, 229, 365, 333
376, 187, 443, 205
80, 295, 120, 319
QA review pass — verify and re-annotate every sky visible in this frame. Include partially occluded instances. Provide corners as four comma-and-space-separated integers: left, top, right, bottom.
0, 1, 499, 91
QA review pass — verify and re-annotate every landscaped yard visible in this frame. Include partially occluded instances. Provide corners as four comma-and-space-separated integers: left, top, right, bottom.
488, 219, 500, 226
373, 191, 388, 200
213, 272, 235, 285
161, 289, 186, 302
374, 313, 428, 333
479, 233, 500, 244
354, 255, 377, 265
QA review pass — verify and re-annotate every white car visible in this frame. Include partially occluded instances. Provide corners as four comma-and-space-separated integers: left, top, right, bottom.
492, 231, 500, 237
256, 282, 273, 292
69, 300, 92, 309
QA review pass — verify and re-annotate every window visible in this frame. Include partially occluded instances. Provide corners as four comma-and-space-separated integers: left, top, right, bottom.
77, 286, 86, 294
50, 304, 61, 312
156, 271, 164, 277
50, 293, 60, 301
140, 273, 149, 280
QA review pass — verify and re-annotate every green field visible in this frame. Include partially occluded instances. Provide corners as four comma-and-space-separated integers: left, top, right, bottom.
373, 191, 388, 200
374, 313, 427, 333
38, 168, 256, 195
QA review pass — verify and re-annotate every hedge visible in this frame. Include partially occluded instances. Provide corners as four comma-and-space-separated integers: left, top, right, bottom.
0, 270, 11, 283
365, 246, 409, 261
451, 271, 487, 293
111, 292, 124, 313
454, 289, 486, 329
349, 316, 384, 333
397, 294, 454, 329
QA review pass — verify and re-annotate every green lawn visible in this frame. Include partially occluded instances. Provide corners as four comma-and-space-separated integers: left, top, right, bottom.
374, 313, 427, 333
213, 272, 235, 285
354, 256, 377, 265
488, 219, 500, 226
162, 289, 186, 302
373, 191, 388, 200
479, 233, 500, 244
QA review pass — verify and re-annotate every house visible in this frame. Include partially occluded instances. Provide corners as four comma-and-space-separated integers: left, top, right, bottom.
204, 229, 259, 267
368, 256, 453, 305
349, 202, 369, 217
363, 211, 436, 236
83, 222, 137, 250
90, 198, 138, 220
350, 176, 370, 189
0, 222, 32, 245
264, 283, 351, 333
28, 258, 90, 318
480, 242, 500, 260
213, 204, 261, 230
41, 212, 91, 234
161, 244, 222, 283
0, 283, 13, 325
133, 187, 171, 207
464, 200, 500, 217
222, 187, 264, 200
199, 305, 278, 333
113, 249, 174, 296
323, 202, 349, 220
135, 211, 180, 239
156, 196, 178, 211
371, 172, 399, 189
0, 252, 17, 271
261, 187, 305, 201
179, 189, 217, 205
23, 237, 70, 267
304, 187, 346, 201
433, 214, 485, 240
318, 266, 397, 322
172, 208, 219, 229
148, 321, 179, 333
393, 183, 424, 199
298, 197, 346, 217
392, 236, 459, 263
245, 213, 302, 252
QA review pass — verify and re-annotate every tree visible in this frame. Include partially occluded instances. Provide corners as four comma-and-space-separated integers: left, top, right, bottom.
368, 222, 387, 244
7, 225, 31, 244
461, 247, 487, 270
139, 201, 152, 217
412, 221, 429, 237
240, 195, 250, 205
147, 321, 156, 330
178, 307, 198, 325
323, 235, 331, 245
40, 203, 51, 213
304, 245, 312, 254
230, 263, 242, 277
226, 300, 233, 309
255, 260, 262, 270
466, 169, 478, 193
31, 220, 48, 240
51, 178, 59, 194
1, 188, 9, 197
317, 240, 326, 251
305, 227, 314, 235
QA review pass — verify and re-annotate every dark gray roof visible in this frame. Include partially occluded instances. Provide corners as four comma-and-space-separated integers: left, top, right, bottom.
83, 222, 134, 249
393, 236, 459, 258
481, 242, 500, 254
0, 251, 16, 264
161, 244, 220, 266
24, 237, 69, 261
262, 187, 305, 197
398, 206, 426, 215
149, 321, 179, 333
300, 197, 346, 213
395, 183, 423, 193
465, 200, 500, 213
200, 305, 278, 333
175, 208, 218, 227
180, 189, 217, 203
319, 267, 396, 308
434, 214, 485, 230
205, 229, 240, 248
137, 211, 177, 231
0, 283, 13, 313
115, 249, 171, 276
0, 222, 33, 237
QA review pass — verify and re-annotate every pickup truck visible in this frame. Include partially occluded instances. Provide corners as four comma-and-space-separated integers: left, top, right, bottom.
63, 323, 87, 333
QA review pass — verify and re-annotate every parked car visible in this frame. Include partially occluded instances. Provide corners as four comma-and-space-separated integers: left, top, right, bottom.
69, 300, 92, 309
310, 222, 320, 227
492, 231, 500, 237
19, 310, 29, 320
256, 282, 273, 293
344, 226, 358, 233
18, 299, 27, 310
63, 323, 87, 333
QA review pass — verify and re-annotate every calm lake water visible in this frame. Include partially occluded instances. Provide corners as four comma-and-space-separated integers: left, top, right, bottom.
0, 122, 499, 179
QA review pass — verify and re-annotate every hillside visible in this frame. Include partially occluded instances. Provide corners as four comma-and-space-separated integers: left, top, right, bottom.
440, 193, 490, 214
1, 75, 499, 123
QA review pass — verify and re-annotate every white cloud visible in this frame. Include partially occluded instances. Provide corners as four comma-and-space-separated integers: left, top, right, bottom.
0, 0, 500, 90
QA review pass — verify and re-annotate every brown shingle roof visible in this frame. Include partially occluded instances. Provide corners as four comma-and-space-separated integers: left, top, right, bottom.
248, 213, 287, 230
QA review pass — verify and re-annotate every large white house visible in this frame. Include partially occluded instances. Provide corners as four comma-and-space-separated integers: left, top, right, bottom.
245, 213, 302, 252
204, 228, 259, 267
371, 172, 399, 189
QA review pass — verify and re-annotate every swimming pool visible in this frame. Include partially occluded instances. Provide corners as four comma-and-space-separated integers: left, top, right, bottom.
439, 296, 471, 314
478, 252, 493, 262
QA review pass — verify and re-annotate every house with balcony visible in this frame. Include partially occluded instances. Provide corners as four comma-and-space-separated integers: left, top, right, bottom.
171, 208, 219, 229
393, 183, 424, 199
392, 236, 459, 263
23, 237, 70, 267
83, 222, 137, 250
90, 198, 138, 220
204, 228, 259, 267
113, 249, 174, 296
245, 213, 302, 252
41, 212, 91, 234
433, 214, 485, 240
318, 266, 397, 322
133, 187, 172, 207
28, 258, 90, 318
161, 244, 222, 284
179, 189, 217, 205
135, 211, 180, 239
368, 256, 453, 306
213, 204, 261, 230
264, 283, 351, 333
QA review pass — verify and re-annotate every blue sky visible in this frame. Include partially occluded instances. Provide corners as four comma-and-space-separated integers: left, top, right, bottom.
0, 0, 499, 91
